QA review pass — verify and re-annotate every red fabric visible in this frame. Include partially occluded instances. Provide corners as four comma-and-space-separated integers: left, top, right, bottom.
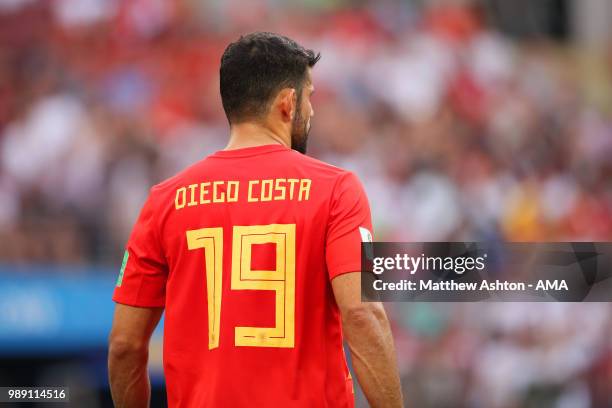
113, 144, 372, 407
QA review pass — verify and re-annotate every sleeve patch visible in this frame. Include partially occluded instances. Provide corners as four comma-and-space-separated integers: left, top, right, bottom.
359, 227, 372, 243
116, 250, 129, 287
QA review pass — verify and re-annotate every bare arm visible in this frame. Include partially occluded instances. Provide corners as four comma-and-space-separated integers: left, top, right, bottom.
332, 272, 403, 408
108, 304, 163, 408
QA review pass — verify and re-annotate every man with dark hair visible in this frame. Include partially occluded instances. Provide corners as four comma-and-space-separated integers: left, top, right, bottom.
108, 32, 403, 408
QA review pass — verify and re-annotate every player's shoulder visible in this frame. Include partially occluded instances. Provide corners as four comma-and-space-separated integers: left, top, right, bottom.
291, 151, 357, 181
287, 153, 369, 204
146, 159, 207, 200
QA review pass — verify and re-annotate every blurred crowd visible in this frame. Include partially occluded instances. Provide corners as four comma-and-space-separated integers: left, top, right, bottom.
0, 0, 610, 263
388, 302, 612, 408
0, 0, 611, 407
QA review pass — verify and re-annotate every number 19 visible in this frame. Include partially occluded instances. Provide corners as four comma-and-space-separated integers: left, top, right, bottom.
186, 224, 296, 349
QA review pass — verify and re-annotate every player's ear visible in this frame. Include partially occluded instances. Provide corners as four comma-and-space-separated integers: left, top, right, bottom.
276, 88, 296, 123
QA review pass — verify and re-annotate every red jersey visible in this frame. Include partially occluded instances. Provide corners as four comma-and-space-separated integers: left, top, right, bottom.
113, 144, 373, 407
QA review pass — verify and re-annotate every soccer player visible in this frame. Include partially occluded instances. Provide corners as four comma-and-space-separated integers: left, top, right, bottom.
108, 32, 403, 408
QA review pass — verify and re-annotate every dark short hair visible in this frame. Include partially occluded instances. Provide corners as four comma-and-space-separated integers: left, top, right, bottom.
220, 32, 320, 124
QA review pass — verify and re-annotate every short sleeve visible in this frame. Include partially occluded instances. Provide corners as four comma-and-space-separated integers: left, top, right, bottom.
113, 190, 168, 307
326, 172, 373, 280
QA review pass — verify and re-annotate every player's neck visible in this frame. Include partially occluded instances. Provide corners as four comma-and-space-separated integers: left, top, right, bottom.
225, 122, 289, 151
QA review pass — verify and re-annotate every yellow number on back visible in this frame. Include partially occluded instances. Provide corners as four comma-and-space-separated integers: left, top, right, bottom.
231, 224, 295, 348
186, 224, 296, 349
186, 227, 223, 349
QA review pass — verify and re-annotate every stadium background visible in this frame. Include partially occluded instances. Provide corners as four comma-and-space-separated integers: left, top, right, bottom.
0, 0, 611, 406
